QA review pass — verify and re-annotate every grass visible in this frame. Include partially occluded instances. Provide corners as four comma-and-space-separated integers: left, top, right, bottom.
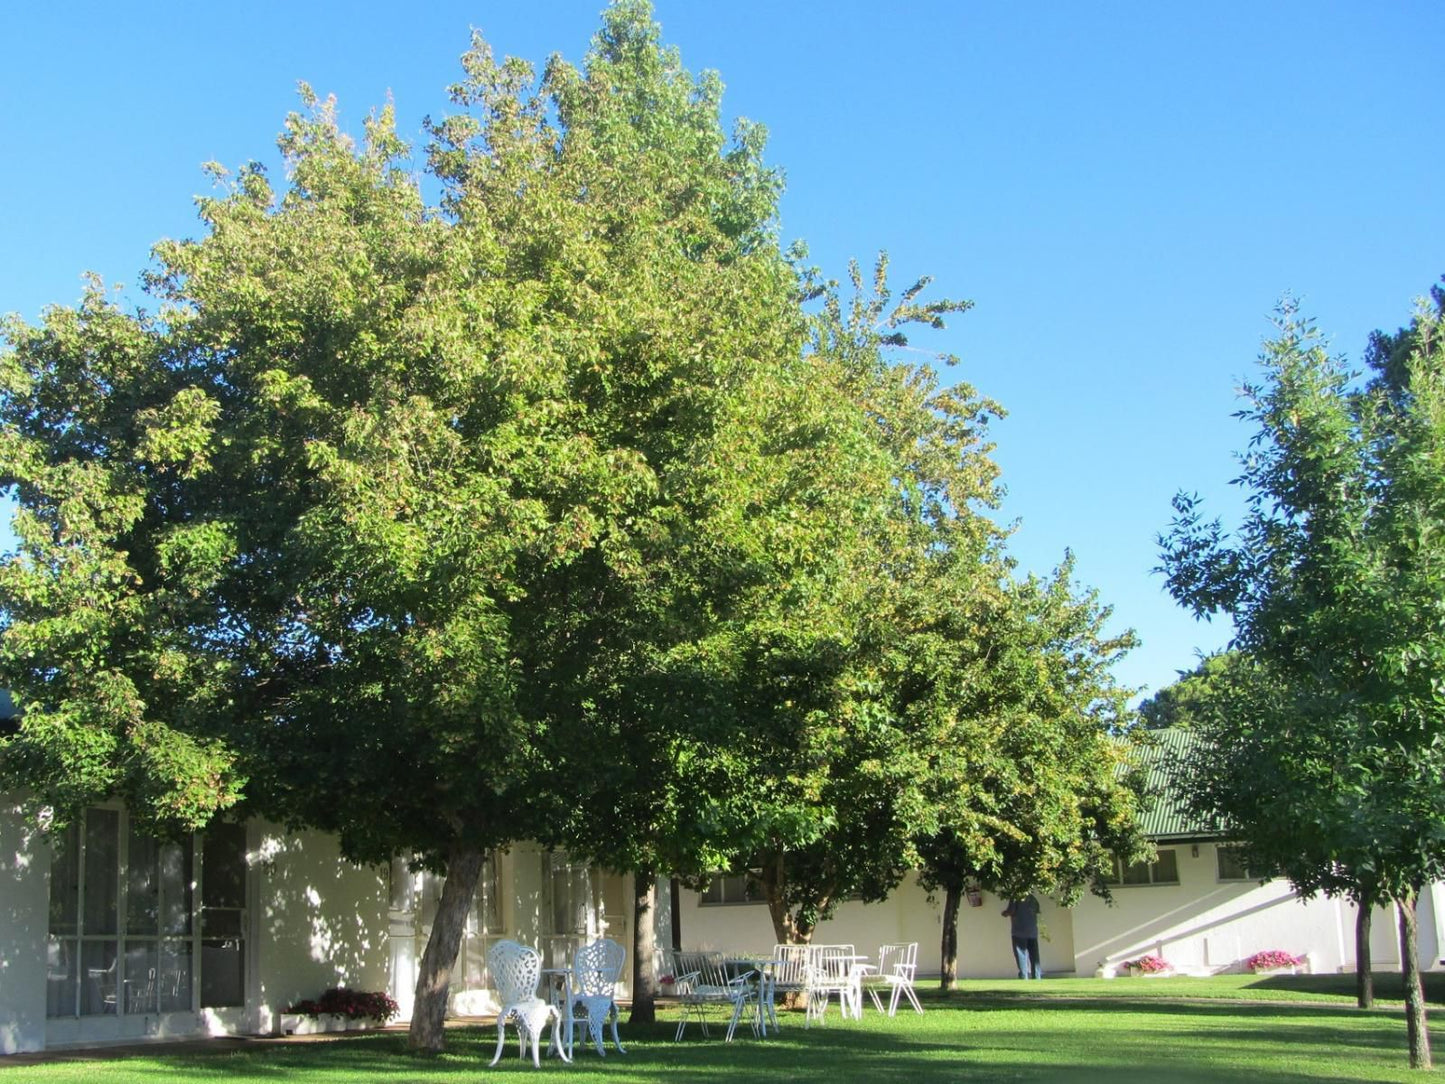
8, 975, 1445, 1082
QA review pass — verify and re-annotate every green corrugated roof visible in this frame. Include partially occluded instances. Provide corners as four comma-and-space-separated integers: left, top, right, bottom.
1124, 728, 1220, 842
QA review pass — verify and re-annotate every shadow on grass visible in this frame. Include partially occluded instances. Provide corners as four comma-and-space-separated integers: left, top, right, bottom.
46, 1003, 1436, 1084
945, 972, 1445, 1006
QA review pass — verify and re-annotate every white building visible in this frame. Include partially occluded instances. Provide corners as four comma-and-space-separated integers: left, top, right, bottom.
4, 721, 1441, 1056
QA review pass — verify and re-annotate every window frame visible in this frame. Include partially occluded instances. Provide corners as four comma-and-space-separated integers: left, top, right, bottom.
1102, 847, 1180, 887
698, 871, 764, 906
47, 807, 248, 1019
1215, 844, 1266, 883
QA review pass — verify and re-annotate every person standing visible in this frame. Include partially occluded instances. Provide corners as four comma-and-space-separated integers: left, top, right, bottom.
1002, 895, 1043, 979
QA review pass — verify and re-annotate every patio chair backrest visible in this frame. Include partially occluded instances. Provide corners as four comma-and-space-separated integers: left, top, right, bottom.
771, 944, 810, 991
669, 949, 732, 991
809, 944, 857, 983
487, 939, 542, 1005
877, 942, 918, 979
571, 938, 625, 998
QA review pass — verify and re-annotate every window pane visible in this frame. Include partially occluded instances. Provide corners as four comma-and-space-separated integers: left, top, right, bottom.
480, 853, 501, 932
83, 810, 119, 936
127, 829, 160, 935
1121, 859, 1152, 885
201, 940, 244, 1008
159, 941, 193, 1012
1217, 846, 1248, 880
569, 865, 591, 933
160, 840, 193, 936
124, 941, 158, 1014
81, 940, 118, 1015
46, 938, 77, 1017
202, 822, 245, 937
202, 824, 246, 909
49, 822, 80, 936
1152, 849, 1179, 884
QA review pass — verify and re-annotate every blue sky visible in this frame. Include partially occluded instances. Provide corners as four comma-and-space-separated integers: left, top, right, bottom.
2, 1, 1442, 702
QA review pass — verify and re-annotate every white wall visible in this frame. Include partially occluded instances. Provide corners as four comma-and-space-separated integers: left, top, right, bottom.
251, 824, 392, 1034
675, 875, 1056, 979
678, 845, 1437, 981
1070, 842, 1380, 976
0, 801, 48, 1054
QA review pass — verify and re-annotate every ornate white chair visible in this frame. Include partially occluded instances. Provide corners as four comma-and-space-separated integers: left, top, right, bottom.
486, 940, 569, 1068
865, 942, 923, 1015
554, 938, 627, 1058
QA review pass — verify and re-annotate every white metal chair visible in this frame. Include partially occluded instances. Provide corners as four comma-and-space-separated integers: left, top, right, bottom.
667, 949, 757, 1042
486, 940, 569, 1068
554, 938, 627, 1058
865, 942, 923, 1015
766, 944, 810, 1031
805, 944, 863, 1025
768, 948, 814, 1029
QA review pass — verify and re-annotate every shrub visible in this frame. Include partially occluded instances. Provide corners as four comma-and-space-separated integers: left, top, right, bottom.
1245, 950, 1303, 972
284, 987, 400, 1021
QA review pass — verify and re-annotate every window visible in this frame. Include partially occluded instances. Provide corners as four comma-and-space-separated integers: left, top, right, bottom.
1216, 845, 1266, 883
47, 808, 248, 1018
200, 823, 248, 1007
1102, 848, 1179, 887
545, 853, 595, 936
699, 872, 763, 906
472, 851, 502, 934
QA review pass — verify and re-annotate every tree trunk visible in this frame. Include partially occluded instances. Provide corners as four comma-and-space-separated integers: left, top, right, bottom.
1356, 896, 1375, 1009
759, 849, 807, 945
765, 889, 802, 945
629, 866, 658, 1025
939, 882, 961, 992
670, 877, 682, 951
408, 845, 485, 1054
1398, 890, 1432, 1070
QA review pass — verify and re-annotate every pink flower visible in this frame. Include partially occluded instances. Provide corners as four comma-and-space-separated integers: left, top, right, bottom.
1245, 950, 1302, 972
1126, 954, 1171, 973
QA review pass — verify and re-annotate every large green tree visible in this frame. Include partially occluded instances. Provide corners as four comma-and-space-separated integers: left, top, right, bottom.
0, 1, 832, 1053
1159, 298, 1445, 1069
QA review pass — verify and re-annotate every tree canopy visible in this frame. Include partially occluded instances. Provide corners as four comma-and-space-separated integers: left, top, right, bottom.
1, 0, 1144, 1050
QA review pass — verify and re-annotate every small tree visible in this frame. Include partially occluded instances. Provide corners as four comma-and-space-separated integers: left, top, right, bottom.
1159, 299, 1445, 1068
717, 256, 1007, 946
915, 559, 1148, 990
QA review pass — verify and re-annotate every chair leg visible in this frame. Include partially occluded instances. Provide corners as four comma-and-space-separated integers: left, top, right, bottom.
589, 1016, 605, 1057
609, 1004, 627, 1053
490, 1018, 508, 1067
725, 997, 746, 1042
547, 1011, 573, 1063
903, 983, 924, 1014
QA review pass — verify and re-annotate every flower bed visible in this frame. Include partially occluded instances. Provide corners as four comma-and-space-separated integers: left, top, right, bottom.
1245, 950, 1304, 974
1124, 954, 1172, 976
280, 987, 399, 1034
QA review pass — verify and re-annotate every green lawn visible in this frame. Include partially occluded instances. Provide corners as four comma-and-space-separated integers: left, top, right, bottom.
9, 976, 1445, 1082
